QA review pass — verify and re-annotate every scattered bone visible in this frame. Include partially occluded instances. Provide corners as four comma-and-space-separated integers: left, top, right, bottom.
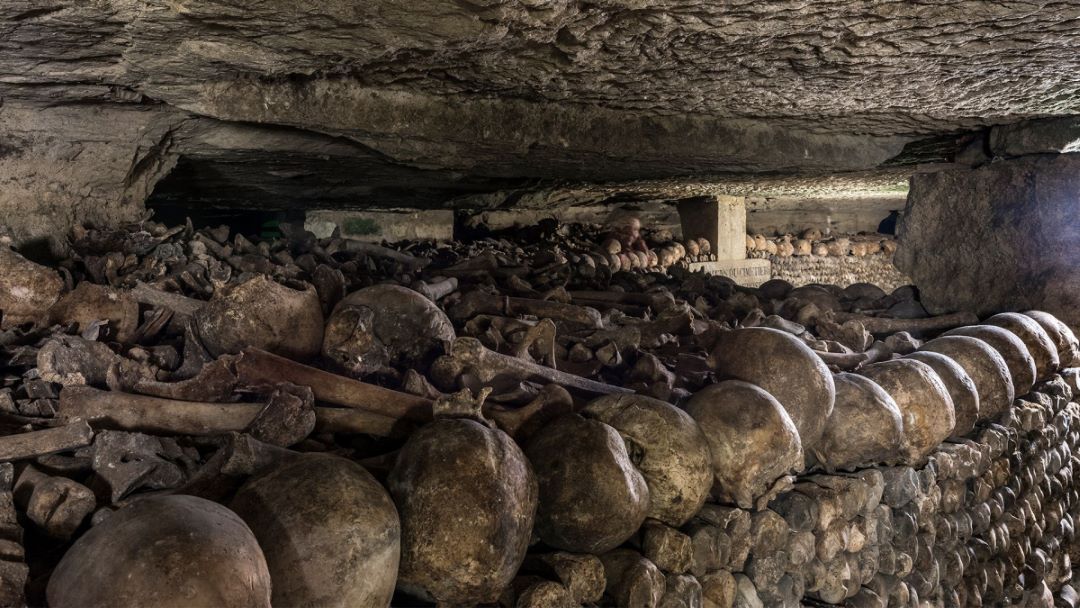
58, 385, 400, 440
411, 276, 458, 302
830, 311, 979, 335
340, 239, 430, 269
88, 430, 190, 502
13, 464, 95, 539
434, 337, 634, 397
813, 340, 894, 372
485, 383, 574, 441
129, 281, 204, 317
0, 248, 64, 330
0, 422, 94, 463
48, 282, 140, 344
37, 335, 122, 387
322, 284, 455, 377
107, 355, 238, 402
235, 348, 433, 422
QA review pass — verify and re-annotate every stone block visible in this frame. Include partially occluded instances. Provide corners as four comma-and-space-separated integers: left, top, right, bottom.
678, 196, 747, 261
687, 259, 771, 287
895, 155, 1080, 331
990, 117, 1080, 156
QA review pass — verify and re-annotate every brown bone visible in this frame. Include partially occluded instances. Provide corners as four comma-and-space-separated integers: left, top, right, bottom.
453, 291, 603, 329
830, 311, 978, 335
0, 422, 94, 463
411, 277, 458, 302
944, 325, 1035, 396
0, 247, 64, 329
438, 337, 634, 397
234, 348, 434, 422
108, 356, 239, 402
57, 386, 407, 439
14, 464, 95, 539
340, 239, 430, 269
813, 340, 894, 372
130, 281, 204, 317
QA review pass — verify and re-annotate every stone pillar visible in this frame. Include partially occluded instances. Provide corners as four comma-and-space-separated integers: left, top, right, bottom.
677, 195, 747, 261
895, 154, 1080, 330
676, 195, 771, 287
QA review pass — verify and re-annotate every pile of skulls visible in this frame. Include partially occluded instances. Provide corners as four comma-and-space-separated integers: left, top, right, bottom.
747, 228, 898, 258
0, 216, 1077, 607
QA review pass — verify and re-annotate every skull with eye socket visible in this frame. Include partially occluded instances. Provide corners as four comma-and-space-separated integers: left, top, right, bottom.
322, 284, 456, 379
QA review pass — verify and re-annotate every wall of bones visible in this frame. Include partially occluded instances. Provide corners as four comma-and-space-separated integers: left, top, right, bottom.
0, 218, 1076, 607
765, 254, 911, 294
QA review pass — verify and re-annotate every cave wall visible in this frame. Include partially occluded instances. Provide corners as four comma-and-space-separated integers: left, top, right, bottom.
6, 1, 1080, 248
895, 154, 1080, 331
0, 102, 181, 251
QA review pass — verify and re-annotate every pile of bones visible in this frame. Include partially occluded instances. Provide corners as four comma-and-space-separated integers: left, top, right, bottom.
0, 216, 1076, 608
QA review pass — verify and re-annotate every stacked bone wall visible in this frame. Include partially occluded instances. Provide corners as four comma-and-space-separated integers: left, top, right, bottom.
765, 253, 912, 291
682, 374, 1079, 607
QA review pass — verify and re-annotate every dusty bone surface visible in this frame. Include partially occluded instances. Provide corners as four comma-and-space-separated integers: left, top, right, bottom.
0, 216, 1075, 607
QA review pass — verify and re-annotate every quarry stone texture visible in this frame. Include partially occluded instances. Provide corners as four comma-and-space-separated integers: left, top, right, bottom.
5, 1, 1080, 244
896, 155, 1080, 331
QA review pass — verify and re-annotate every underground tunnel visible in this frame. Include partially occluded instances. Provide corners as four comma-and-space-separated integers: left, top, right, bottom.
2, 2, 1080, 607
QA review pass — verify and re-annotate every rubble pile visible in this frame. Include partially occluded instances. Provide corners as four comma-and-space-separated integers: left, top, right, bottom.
0, 216, 1076, 607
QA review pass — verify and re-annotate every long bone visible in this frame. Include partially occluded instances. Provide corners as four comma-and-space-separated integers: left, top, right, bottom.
234, 348, 434, 422
452, 291, 603, 329
436, 337, 633, 397
0, 422, 95, 463
57, 386, 409, 439
830, 311, 978, 335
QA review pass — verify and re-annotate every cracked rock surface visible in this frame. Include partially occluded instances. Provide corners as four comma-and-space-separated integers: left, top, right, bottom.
4, 1, 1080, 245
896, 154, 1080, 331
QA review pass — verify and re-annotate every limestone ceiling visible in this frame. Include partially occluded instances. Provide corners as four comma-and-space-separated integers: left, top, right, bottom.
3, 0, 1080, 210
